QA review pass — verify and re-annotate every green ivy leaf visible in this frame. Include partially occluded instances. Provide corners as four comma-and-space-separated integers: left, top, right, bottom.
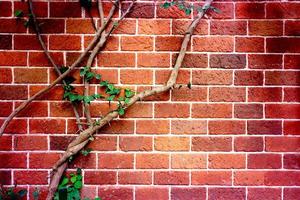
18, 190, 27, 197
70, 176, 77, 184
107, 95, 115, 102
100, 81, 108, 86
95, 74, 101, 80
125, 88, 134, 98
94, 197, 102, 200
118, 107, 125, 116
187, 82, 192, 89
15, 10, 23, 18
162, 2, 171, 9
60, 177, 69, 187
83, 95, 95, 104
74, 181, 82, 189
185, 8, 192, 15
124, 98, 130, 104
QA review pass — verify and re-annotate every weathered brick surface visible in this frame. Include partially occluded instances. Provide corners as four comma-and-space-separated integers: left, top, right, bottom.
0, 1, 299, 199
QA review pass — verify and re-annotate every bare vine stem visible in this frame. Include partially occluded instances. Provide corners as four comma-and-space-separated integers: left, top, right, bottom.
27, 0, 83, 131
46, 0, 213, 199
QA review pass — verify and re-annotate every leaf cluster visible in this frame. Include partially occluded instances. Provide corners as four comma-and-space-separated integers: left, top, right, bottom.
14, 9, 33, 27
0, 187, 27, 200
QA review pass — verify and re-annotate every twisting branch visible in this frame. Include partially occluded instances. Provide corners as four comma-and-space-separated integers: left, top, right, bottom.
27, 0, 83, 132
47, 0, 213, 199
0, 0, 120, 136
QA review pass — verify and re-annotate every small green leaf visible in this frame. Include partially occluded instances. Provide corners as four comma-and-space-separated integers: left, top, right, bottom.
15, 10, 23, 18
70, 176, 77, 183
185, 8, 192, 15
95, 74, 101, 80
162, 2, 171, 9
76, 168, 82, 174
124, 98, 130, 104
18, 189, 27, 197
107, 95, 115, 102
60, 177, 69, 186
125, 88, 134, 98
94, 198, 101, 200
83, 95, 95, 104
100, 81, 108, 86
187, 82, 192, 89
74, 181, 82, 189
118, 107, 125, 116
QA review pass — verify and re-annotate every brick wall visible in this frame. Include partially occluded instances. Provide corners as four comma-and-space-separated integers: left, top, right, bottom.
0, 0, 300, 199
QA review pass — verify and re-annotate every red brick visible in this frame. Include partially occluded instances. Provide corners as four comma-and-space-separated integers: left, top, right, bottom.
154, 171, 189, 185
266, 71, 300, 85
98, 153, 133, 169
0, 52, 27, 66
236, 37, 264, 52
234, 137, 264, 152
209, 87, 246, 102
236, 3, 265, 19
209, 120, 245, 135
248, 154, 282, 169
266, 137, 300, 152
49, 35, 81, 50
98, 53, 135, 67
192, 137, 232, 152
137, 120, 169, 134
0, 19, 27, 33
208, 188, 246, 200
192, 70, 233, 85
171, 154, 206, 169
87, 136, 117, 151
69, 153, 96, 169
193, 37, 234, 52
284, 88, 300, 102
0, 153, 26, 168
234, 104, 263, 119
135, 187, 168, 200
157, 3, 190, 19
16, 102, 48, 117
249, 21, 283, 36
14, 35, 46, 50
284, 121, 300, 135
29, 119, 65, 134
89, 1, 118, 18
29, 52, 64, 67
14, 68, 48, 83
284, 154, 300, 169
210, 54, 246, 69
119, 136, 152, 152
136, 154, 169, 169
171, 187, 206, 200
284, 188, 300, 200
172, 20, 208, 35
119, 171, 152, 185
155, 136, 189, 151
266, 3, 300, 19
192, 104, 232, 118
234, 171, 265, 186
84, 171, 116, 184
124, 2, 155, 18
100, 120, 134, 134
248, 87, 282, 102
0, 68, 12, 83
121, 36, 153, 51
14, 1, 47, 17
210, 21, 246, 35
137, 53, 170, 68
0, 171, 11, 185
50, 136, 75, 151
98, 187, 133, 200
50, 102, 79, 117
120, 69, 153, 84
1, 119, 27, 134
209, 154, 246, 169
265, 171, 300, 186
94, 69, 118, 83
172, 53, 208, 68
266, 104, 300, 119
156, 36, 184, 51
29, 19, 65, 34
29, 153, 60, 169
112, 19, 136, 34
267, 38, 300, 53
155, 103, 189, 118
171, 120, 206, 135
138, 19, 170, 35
192, 171, 232, 185
172, 87, 207, 102
14, 171, 48, 185
50, 2, 82, 18
0, 1, 12, 17
249, 54, 283, 69
248, 120, 282, 135
0, 35, 12, 49
15, 136, 47, 151
285, 20, 300, 36
155, 69, 190, 84
66, 19, 94, 34
123, 103, 153, 118
248, 188, 281, 200
205, 2, 234, 19
0, 136, 12, 150
285, 55, 300, 69
0, 102, 12, 117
